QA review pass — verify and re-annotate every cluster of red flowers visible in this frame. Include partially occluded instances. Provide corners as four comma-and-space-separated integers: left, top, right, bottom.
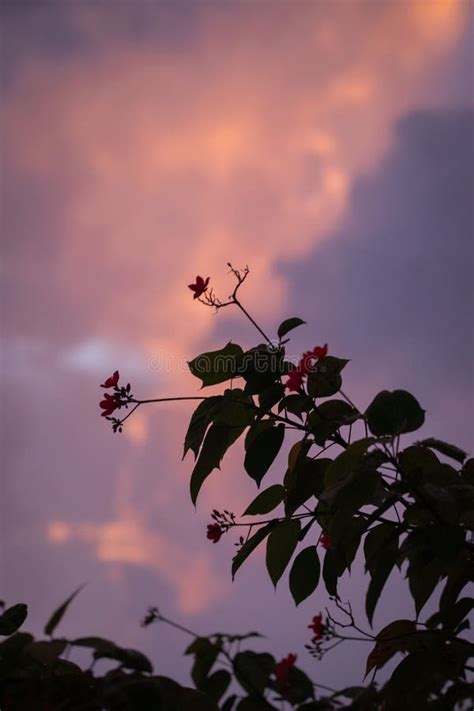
206, 523, 223, 544
286, 344, 328, 392
274, 653, 297, 694
320, 530, 332, 550
188, 275, 210, 299
308, 613, 325, 642
99, 371, 122, 417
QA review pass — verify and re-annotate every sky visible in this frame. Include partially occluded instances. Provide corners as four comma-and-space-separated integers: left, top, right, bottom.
1, 0, 473, 692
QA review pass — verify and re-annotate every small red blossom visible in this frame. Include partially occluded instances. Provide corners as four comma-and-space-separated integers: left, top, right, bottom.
101, 370, 120, 388
275, 653, 297, 694
206, 523, 222, 543
286, 344, 329, 390
100, 392, 122, 417
285, 369, 305, 392
298, 344, 328, 375
188, 276, 210, 299
308, 613, 325, 642
320, 530, 332, 550
312, 343, 328, 360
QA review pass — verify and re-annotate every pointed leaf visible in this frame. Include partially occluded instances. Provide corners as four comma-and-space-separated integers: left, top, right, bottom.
183, 396, 223, 459
277, 317, 306, 339
322, 546, 346, 597
244, 423, 285, 487
0, 604, 28, 636
243, 485, 286, 516
364, 523, 395, 575
188, 342, 243, 388
191, 423, 245, 504
44, 585, 85, 636
366, 542, 398, 626
266, 518, 301, 587
365, 619, 417, 676
289, 546, 320, 605
419, 438, 466, 464
232, 521, 278, 580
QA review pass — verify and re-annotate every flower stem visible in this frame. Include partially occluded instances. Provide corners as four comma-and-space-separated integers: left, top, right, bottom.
234, 299, 272, 345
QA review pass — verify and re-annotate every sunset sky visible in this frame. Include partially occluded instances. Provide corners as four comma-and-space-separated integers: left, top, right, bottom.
1, 0, 473, 690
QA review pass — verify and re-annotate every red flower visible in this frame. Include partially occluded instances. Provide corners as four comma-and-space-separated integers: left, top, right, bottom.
286, 344, 329, 390
312, 343, 328, 360
308, 614, 325, 642
188, 276, 210, 299
285, 369, 305, 392
100, 392, 122, 417
101, 370, 120, 388
206, 523, 222, 543
275, 653, 297, 694
298, 344, 328, 375
320, 530, 332, 550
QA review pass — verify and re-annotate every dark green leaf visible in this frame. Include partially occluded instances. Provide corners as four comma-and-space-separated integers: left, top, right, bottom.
322, 438, 374, 501
399, 526, 466, 615
364, 524, 395, 575
185, 638, 221, 689
289, 546, 320, 605
366, 536, 399, 626
266, 519, 301, 587
258, 383, 285, 412
308, 400, 358, 446
322, 546, 346, 597
239, 345, 284, 396
419, 438, 466, 464
232, 521, 278, 580
0, 604, 27, 636
409, 559, 445, 616
233, 651, 275, 696
74, 635, 153, 672
306, 357, 349, 398
244, 423, 285, 487
25, 640, 67, 665
278, 394, 313, 419
214, 389, 255, 428
366, 390, 425, 436
243, 485, 286, 516
384, 650, 434, 702
72, 636, 117, 655
44, 585, 84, 636
188, 342, 243, 388
99, 645, 153, 673
284, 666, 314, 704
328, 516, 366, 571
427, 597, 474, 632
191, 423, 245, 504
200, 670, 232, 704
277, 317, 306, 339
365, 619, 417, 676
285, 458, 330, 516
183, 396, 223, 460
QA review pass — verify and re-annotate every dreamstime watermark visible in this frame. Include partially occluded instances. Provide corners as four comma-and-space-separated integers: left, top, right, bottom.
147, 344, 327, 376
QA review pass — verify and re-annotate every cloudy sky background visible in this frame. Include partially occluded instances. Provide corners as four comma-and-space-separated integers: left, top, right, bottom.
1, 0, 473, 691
